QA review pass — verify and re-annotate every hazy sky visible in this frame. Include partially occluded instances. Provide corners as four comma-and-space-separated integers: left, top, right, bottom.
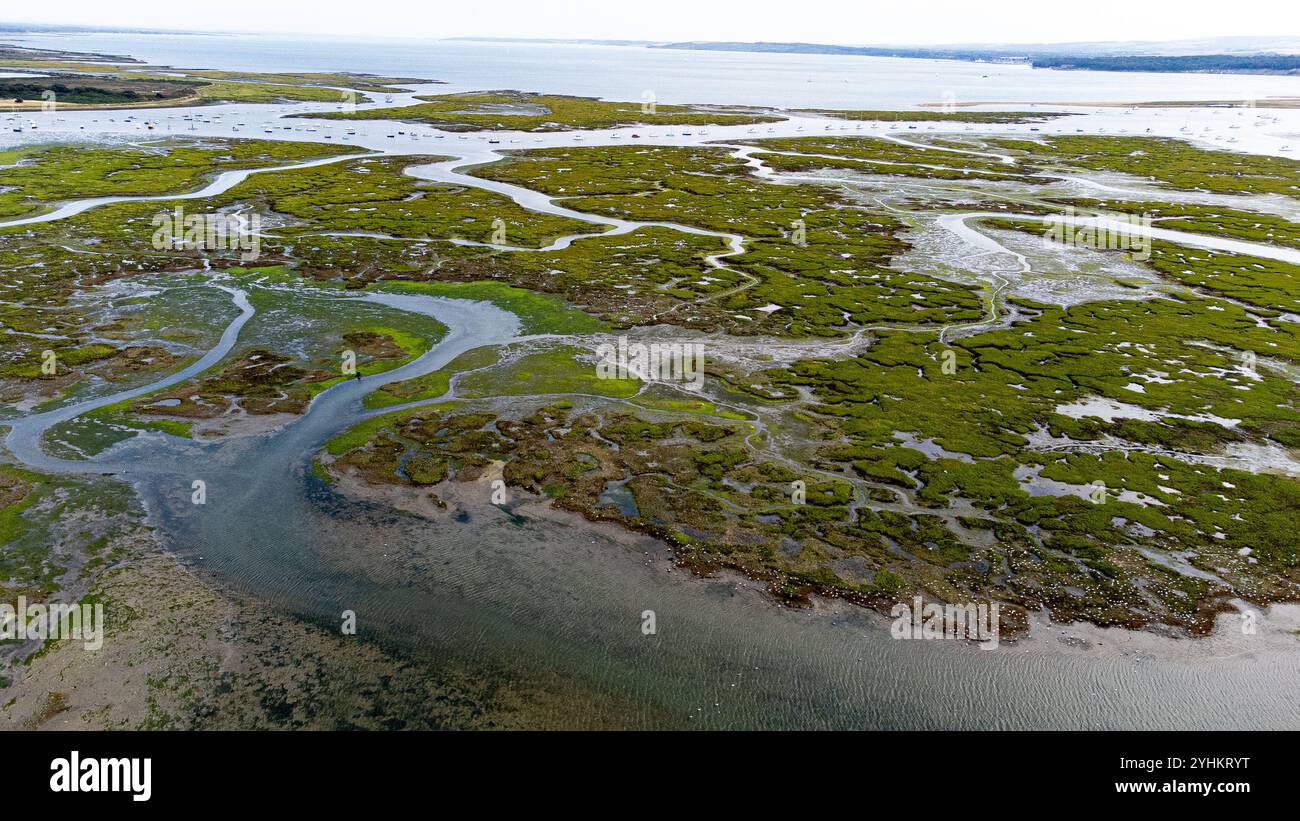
4, 0, 1296, 45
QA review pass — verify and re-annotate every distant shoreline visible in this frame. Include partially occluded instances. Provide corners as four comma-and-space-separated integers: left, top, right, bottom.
443, 36, 1300, 76
917, 97, 1300, 109
651, 43, 1300, 76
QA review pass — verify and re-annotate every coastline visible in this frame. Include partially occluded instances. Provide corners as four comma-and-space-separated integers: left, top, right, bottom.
327, 464, 1300, 653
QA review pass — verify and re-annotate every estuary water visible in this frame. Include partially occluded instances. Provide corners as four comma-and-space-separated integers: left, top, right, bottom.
1, 32, 1299, 728
11, 31, 1300, 109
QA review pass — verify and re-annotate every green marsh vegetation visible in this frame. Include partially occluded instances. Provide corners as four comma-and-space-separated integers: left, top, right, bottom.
997, 135, 1300, 197
797, 110, 1072, 124
3, 128, 1299, 636
473, 145, 985, 335
303, 91, 781, 131
114, 282, 447, 430
214, 154, 595, 249
36, 288, 445, 457
0, 60, 430, 107
122, 69, 428, 95
0, 138, 356, 221
324, 281, 1300, 633
327, 133, 1300, 631
991, 214, 1300, 317
0, 144, 612, 408
456, 344, 641, 399
0, 75, 195, 105
378, 281, 605, 334
364, 345, 499, 409
0, 139, 359, 407
0, 463, 137, 598
126, 68, 429, 102
738, 135, 1038, 182
1044, 197, 1300, 251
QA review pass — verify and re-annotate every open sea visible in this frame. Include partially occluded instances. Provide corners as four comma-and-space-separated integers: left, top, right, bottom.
11, 31, 1300, 109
